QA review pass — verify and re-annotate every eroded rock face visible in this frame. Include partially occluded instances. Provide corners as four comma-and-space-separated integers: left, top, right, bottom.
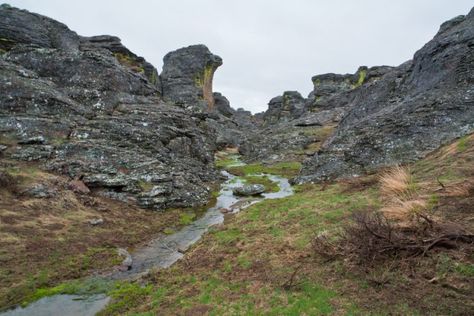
160, 44, 223, 111
0, 5, 219, 210
296, 8, 474, 182
305, 66, 393, 111
263, 91, 306, 125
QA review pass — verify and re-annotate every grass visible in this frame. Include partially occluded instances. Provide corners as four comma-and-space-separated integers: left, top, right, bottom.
228, 161, 302, 178
3, 135, 473, 314
240, 175, 279, 193
114, 53, 144, 73
179, 212, 196, 225
98, 283, 153, 316
215, 148, 301, 178
0, 160, 211, 309
98, 133, 474, 315
23, 277, 115, 307
215, 154, 242, 169
457, 135, 468, 152
379, 165, 416, 200
97, 180, 378, 314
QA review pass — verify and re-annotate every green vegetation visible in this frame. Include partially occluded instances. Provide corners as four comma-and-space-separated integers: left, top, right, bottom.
228, 161, 302, 178
457, 135, 469, 152
97, 181, 378, 314
352, 68, 367, 88
6, 247, 122, 308
98, 134, 474, 314
241, 175, 279, 193
179, 212, 196, 225
98, 283, 153, 315
137, 179, 154, 191
24, 278, 115, 307
194, 65, 214, 89
215, 153, 242, 169
114, 53, 144, 73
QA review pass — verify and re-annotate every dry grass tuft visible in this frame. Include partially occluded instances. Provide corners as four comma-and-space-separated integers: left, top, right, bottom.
379, 165, 415, 200
380, 199, 427, 223
378, 166, 429, 225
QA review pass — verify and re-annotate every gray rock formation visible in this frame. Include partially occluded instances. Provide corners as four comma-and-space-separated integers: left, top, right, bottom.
0, 5, 219, 210
160, 44, 223, 111
296, 8, 474, 182
263, 91, 306, 125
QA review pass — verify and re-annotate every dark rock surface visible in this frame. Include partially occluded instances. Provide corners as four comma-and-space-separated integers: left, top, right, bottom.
296, 8, 474, 182
263, 91, 306, 125
160, 44, 223, 111
0, 5, 220, 210
2, 3, 473, 206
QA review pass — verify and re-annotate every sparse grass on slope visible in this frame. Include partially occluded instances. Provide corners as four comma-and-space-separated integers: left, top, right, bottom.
101, 134, 474, 315
0, 160, 213, 309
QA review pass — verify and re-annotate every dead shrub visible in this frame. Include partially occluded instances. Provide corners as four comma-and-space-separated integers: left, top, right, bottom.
313, 165, 474, 264
313, 210, 474, 265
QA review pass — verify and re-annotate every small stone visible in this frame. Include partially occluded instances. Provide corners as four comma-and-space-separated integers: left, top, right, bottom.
89, 218, 104, 226
117, 248, 132, 271
68, 180, 90, 194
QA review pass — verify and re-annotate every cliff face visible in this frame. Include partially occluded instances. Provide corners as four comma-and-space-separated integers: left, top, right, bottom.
1, 3, 473, 206
296, 8, 474, 182
248, 8, 473, 182
0, 5, 220, 210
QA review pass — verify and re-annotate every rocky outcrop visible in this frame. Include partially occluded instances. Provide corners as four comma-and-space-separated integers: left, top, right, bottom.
160, 45, 223, 111
0, 5, 220, 210
305, 66, 393, 111
296, 8, 474, 182
80, 35, 161, 91
262, 91, 306, 125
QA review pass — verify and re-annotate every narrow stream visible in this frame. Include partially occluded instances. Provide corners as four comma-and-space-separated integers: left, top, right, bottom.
1, 169, 293, 316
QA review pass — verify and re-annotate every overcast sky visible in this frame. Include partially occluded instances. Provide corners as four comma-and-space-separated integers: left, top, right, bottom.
7, 0, 474, 113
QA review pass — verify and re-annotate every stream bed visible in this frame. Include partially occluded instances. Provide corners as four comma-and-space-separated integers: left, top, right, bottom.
1, 170, 293, 316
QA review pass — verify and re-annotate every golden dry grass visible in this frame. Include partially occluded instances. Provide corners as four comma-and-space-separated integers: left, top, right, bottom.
378, 166, 425, 223
379, 165, 414, 200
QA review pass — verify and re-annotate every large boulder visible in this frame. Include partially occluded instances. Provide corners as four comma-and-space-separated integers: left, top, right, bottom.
160, 44, 223, 111
296, 8, 474, 183
233, 184, 265, 196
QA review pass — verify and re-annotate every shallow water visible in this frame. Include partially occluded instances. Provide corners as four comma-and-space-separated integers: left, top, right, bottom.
112, 171, 293, 278
1, 170, 293, 316
1, 294, 109, 316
